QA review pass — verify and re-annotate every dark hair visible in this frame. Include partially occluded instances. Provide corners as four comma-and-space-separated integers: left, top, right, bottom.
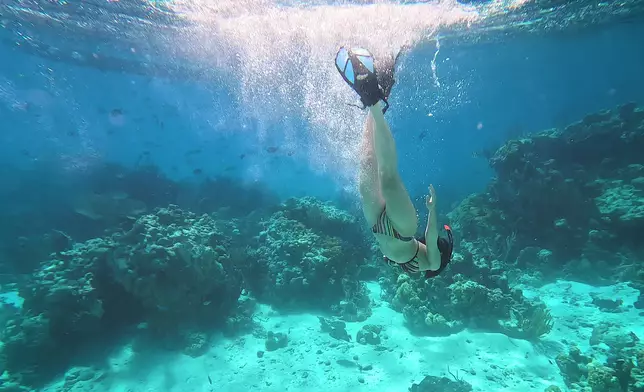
437, 236, 452, 262
425, 226, 454, 279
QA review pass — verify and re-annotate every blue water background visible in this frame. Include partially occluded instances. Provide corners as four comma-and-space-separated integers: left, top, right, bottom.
1, 19, 644, 214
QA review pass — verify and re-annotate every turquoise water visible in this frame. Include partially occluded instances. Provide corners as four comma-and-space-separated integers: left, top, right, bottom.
1, 0, 644, 391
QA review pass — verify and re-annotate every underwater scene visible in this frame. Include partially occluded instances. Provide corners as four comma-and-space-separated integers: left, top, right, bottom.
1, 0, 644, 391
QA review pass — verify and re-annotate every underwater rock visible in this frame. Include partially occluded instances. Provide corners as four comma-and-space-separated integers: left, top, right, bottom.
595, 181, 644, 226
409, 375, 473, 392
448, 279, 512, 325
246, 199, 370, 313
318, 317, 351, 342
333, 278, 373, 322
554, 344, 644, 391
556, 345, 592, 387
279, 196, 359, 238
635, 292, 644, 309
424, 311, 463, 336
264, 331, 288, 352
224, 293, 257, 336
356, 324, 383, 345
0, 204, 251, 387
590, 323, 639, 351
587, 362, 621, 392
181, 331, 210, 358
0, 313, 56, 385
108, 205, 242, 325
0, 238, 119, 386
590, 293, 623, 312
451, 103, 644, 284
393, 277, 417, 312
381, 259, 526, 337
61, 366, 104, 391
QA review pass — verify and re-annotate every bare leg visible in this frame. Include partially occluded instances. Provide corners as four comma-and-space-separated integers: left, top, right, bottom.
368, 103, 418, 236
358, 114, 385, 227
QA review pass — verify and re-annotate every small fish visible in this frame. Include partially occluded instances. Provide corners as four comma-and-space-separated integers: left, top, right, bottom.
287, 151, 294, 157
193, 168, 203, 175
239, 154, 246, 160
110, 108, 123, 116
185, 149, 202, 156
266, 146, 279, 153
208, 375, 212, 385
418, 131, 427, 141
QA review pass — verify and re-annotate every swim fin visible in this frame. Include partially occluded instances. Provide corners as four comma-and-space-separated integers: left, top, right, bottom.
335, 47, 385, 111
335, 46, 408, 114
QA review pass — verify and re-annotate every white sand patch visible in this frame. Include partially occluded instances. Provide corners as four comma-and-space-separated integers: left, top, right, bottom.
42, 279, 643, 392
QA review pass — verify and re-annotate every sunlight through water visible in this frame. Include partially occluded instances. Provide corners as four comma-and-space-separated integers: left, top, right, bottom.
159, 0, 481, 182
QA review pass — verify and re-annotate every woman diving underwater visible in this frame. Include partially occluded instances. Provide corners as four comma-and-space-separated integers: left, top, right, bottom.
334, 47, 454, 278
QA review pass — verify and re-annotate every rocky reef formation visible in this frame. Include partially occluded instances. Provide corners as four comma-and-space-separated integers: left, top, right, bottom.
379, 252, 553, 339
377, 103, 644, 341
435, 102, 644, 390
246, 197, 372, 321
0, 205, 247, 386
0, 197, 368, 387
108, 205, 244, 329
449, 103, 644, 286
409, 375, 473, 392
556, 324, 644, 392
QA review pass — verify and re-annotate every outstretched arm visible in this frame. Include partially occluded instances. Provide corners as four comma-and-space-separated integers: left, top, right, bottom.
424, 185, 441, 271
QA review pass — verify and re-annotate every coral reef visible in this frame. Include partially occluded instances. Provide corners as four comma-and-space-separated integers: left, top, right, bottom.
0, 238, 135, 385
380, 252, 553, 339
556, 325, 644, 392
409, 375, 473, 392
247, 197, 371, 319
264, 331, 288, 351
449, 103, 644, 286
3, 102, 644, 391
356, 324, 383, 345
0, 205, 248, 386
318, 316, 351, 342
109, 204, 243, 327
0, 197, 368, 387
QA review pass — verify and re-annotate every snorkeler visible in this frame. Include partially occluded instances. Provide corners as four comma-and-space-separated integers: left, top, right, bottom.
334, 47, 454, 278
